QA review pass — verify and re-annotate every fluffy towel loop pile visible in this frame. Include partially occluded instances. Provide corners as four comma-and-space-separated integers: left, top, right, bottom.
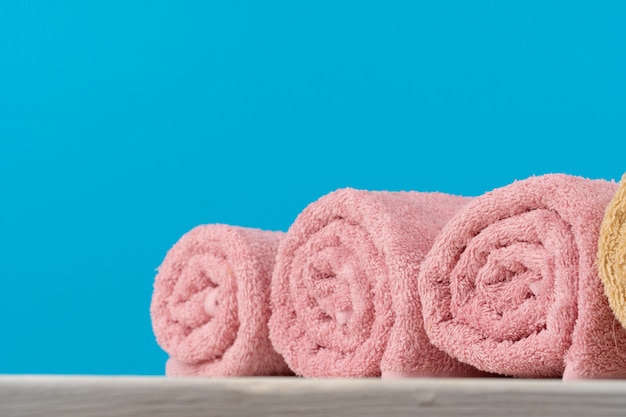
150, 224, 292, 376
269, 188, 486, 377
418, 174, 626, 379
598, 173, 626, 329
149, 173, 626, 380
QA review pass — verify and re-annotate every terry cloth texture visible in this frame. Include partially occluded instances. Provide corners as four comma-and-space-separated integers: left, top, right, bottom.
418, 174, 626, 380
270, 188, 485, 377
151, 224, 292, 376
598, 173, 626, 329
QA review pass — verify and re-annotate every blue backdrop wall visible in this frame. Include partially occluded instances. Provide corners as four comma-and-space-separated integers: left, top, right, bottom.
1, 1, 625, 375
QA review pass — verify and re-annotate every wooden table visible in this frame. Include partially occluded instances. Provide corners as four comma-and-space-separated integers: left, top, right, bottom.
1, 375, 625, 416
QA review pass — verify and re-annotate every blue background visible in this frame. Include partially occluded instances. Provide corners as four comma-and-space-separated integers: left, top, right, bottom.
1, 1, 625, 375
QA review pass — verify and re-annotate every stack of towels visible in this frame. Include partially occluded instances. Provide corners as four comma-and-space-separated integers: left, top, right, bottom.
150, 173, 626, 380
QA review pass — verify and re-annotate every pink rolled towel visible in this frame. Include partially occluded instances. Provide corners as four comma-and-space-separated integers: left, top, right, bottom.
269, 187, 487, 377
150, 224, 292, 376
418, 174, 626, 380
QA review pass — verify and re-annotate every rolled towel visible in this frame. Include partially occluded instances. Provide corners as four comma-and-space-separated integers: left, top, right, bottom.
418, 174, 626, 380
269, 188, 487, 377
150, 224, 292, 376
598, 172, 626, 328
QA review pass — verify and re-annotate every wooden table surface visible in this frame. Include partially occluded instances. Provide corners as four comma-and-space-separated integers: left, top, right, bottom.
1, 375, 626, 417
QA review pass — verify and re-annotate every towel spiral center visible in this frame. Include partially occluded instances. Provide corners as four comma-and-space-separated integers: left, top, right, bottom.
450, 209, 576, 344
291, 219, 383, 354
165, 250, 239, 363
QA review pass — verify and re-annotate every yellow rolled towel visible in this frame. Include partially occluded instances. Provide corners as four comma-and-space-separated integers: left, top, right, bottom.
598, 173, 626, 328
